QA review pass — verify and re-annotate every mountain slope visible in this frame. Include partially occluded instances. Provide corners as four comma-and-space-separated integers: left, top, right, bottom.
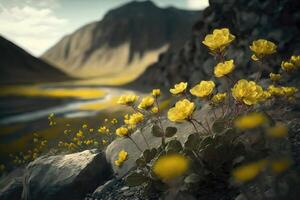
41, 1, 200, 79
0, 36, 70, 85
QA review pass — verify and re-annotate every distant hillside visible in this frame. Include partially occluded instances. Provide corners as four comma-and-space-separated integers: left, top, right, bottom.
0, 36, 70, 85
41, 1, 200, 79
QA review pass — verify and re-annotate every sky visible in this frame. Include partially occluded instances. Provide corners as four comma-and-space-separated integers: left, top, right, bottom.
0, 0, 209, 56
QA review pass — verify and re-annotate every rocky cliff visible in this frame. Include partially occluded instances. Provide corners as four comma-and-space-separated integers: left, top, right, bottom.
131, 0, 300, 88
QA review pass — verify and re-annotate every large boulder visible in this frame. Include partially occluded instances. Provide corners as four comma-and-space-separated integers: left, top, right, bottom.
0, 168, 24, 200
105, 104, 217, 177
22, 149, 112, 200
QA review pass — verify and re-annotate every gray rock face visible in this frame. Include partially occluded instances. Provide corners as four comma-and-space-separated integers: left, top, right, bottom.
22, 150, 112, 200
0, 168, 24, 200
105, 104, 216, 177
130, 0, 300, 88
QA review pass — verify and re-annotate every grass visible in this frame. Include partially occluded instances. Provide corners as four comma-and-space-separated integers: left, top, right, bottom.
0, 86, 106, 99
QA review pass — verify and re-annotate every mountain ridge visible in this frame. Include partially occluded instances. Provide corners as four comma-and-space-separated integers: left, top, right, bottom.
41, 1, 201, 80
0, 36, 71, 85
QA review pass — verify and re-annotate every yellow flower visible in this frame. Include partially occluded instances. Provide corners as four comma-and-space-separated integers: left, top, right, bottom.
98, 126, 109, 134
170, 82, 188, 95
138, 96, 155, 109
151, 106, 159, 113
250, 39, 277, 60
202, 28, 235, 52
231, 80, 264, 105
269, 73, 281, 81
211, 93, 227, 104
76, 130, 84, 138
282, 86, 298, 96
152, 89, 161, 97
167, 99, 195, 122
232, 160, 267, 182
89, 128, 94, 132
270, 158, 292, 174
214, 60, 235, 78
234, 112, 267, 129
268, 85, 285, 96
266, 123, 288, 138
82, 124, 88, 128
116, 127, 129, 137
102, 139, 107, 145
111, 118, 118, 124
115, 150, 128, 167
281, 61, 295, 71
153, 154, 189, 181
190, 80, 215, 98
117, 94, 139, 105
124, 112, 144, 126
290, 55, 300, 67
260, 91, 272, 102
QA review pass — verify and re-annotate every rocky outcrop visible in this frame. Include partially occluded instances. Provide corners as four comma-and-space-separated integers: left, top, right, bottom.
0, 168, 24, 200
22, 150, 112, 200
41, 1, 200, 79
105, 104, 216, 177
131, 0, 300, 88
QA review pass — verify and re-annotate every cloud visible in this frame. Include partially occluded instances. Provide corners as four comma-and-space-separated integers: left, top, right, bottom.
186, 0, 209, 10
0, 4, 67, 56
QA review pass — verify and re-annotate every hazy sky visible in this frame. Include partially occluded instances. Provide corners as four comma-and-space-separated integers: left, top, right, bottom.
0, 0, 209, 56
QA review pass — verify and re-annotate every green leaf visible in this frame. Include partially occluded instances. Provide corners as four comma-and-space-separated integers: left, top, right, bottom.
143, 148, 157, 163
165, 127, 177, 137
184, 134, 200, 150
200, 136, 214, 148
136, 157, 146, 168
125, 173, 148, 187
184, 173, 201, 184
151, 125, 163, 137
212, 119, 226, 134
166, 140, 182, 152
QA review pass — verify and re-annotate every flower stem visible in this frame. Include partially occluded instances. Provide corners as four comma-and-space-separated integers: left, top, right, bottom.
191, 119, 210, 135
189, 119, 199, 135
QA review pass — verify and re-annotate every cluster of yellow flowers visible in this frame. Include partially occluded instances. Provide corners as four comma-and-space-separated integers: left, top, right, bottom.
114, 150, 128, 167
98, 126, 110, 134
115, 127, 129, 137
117, 94, 139, 105
268, 85, 298, 97
10, 133, 48, 165
281, 55, 300, 71
48, 113, 56, 126
233, 158, 292, 183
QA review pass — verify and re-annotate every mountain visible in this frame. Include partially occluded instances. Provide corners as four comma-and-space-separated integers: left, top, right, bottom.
41, 1, 200, 80
0, 36, 70, 85
131, 0, 300, 88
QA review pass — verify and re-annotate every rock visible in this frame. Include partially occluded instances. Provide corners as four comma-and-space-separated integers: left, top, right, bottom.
129, 0, 300, 88
0, 168, 24, 200
105, 104, 217, 177
22, 149, 112, 200
92, 178, 117, 196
